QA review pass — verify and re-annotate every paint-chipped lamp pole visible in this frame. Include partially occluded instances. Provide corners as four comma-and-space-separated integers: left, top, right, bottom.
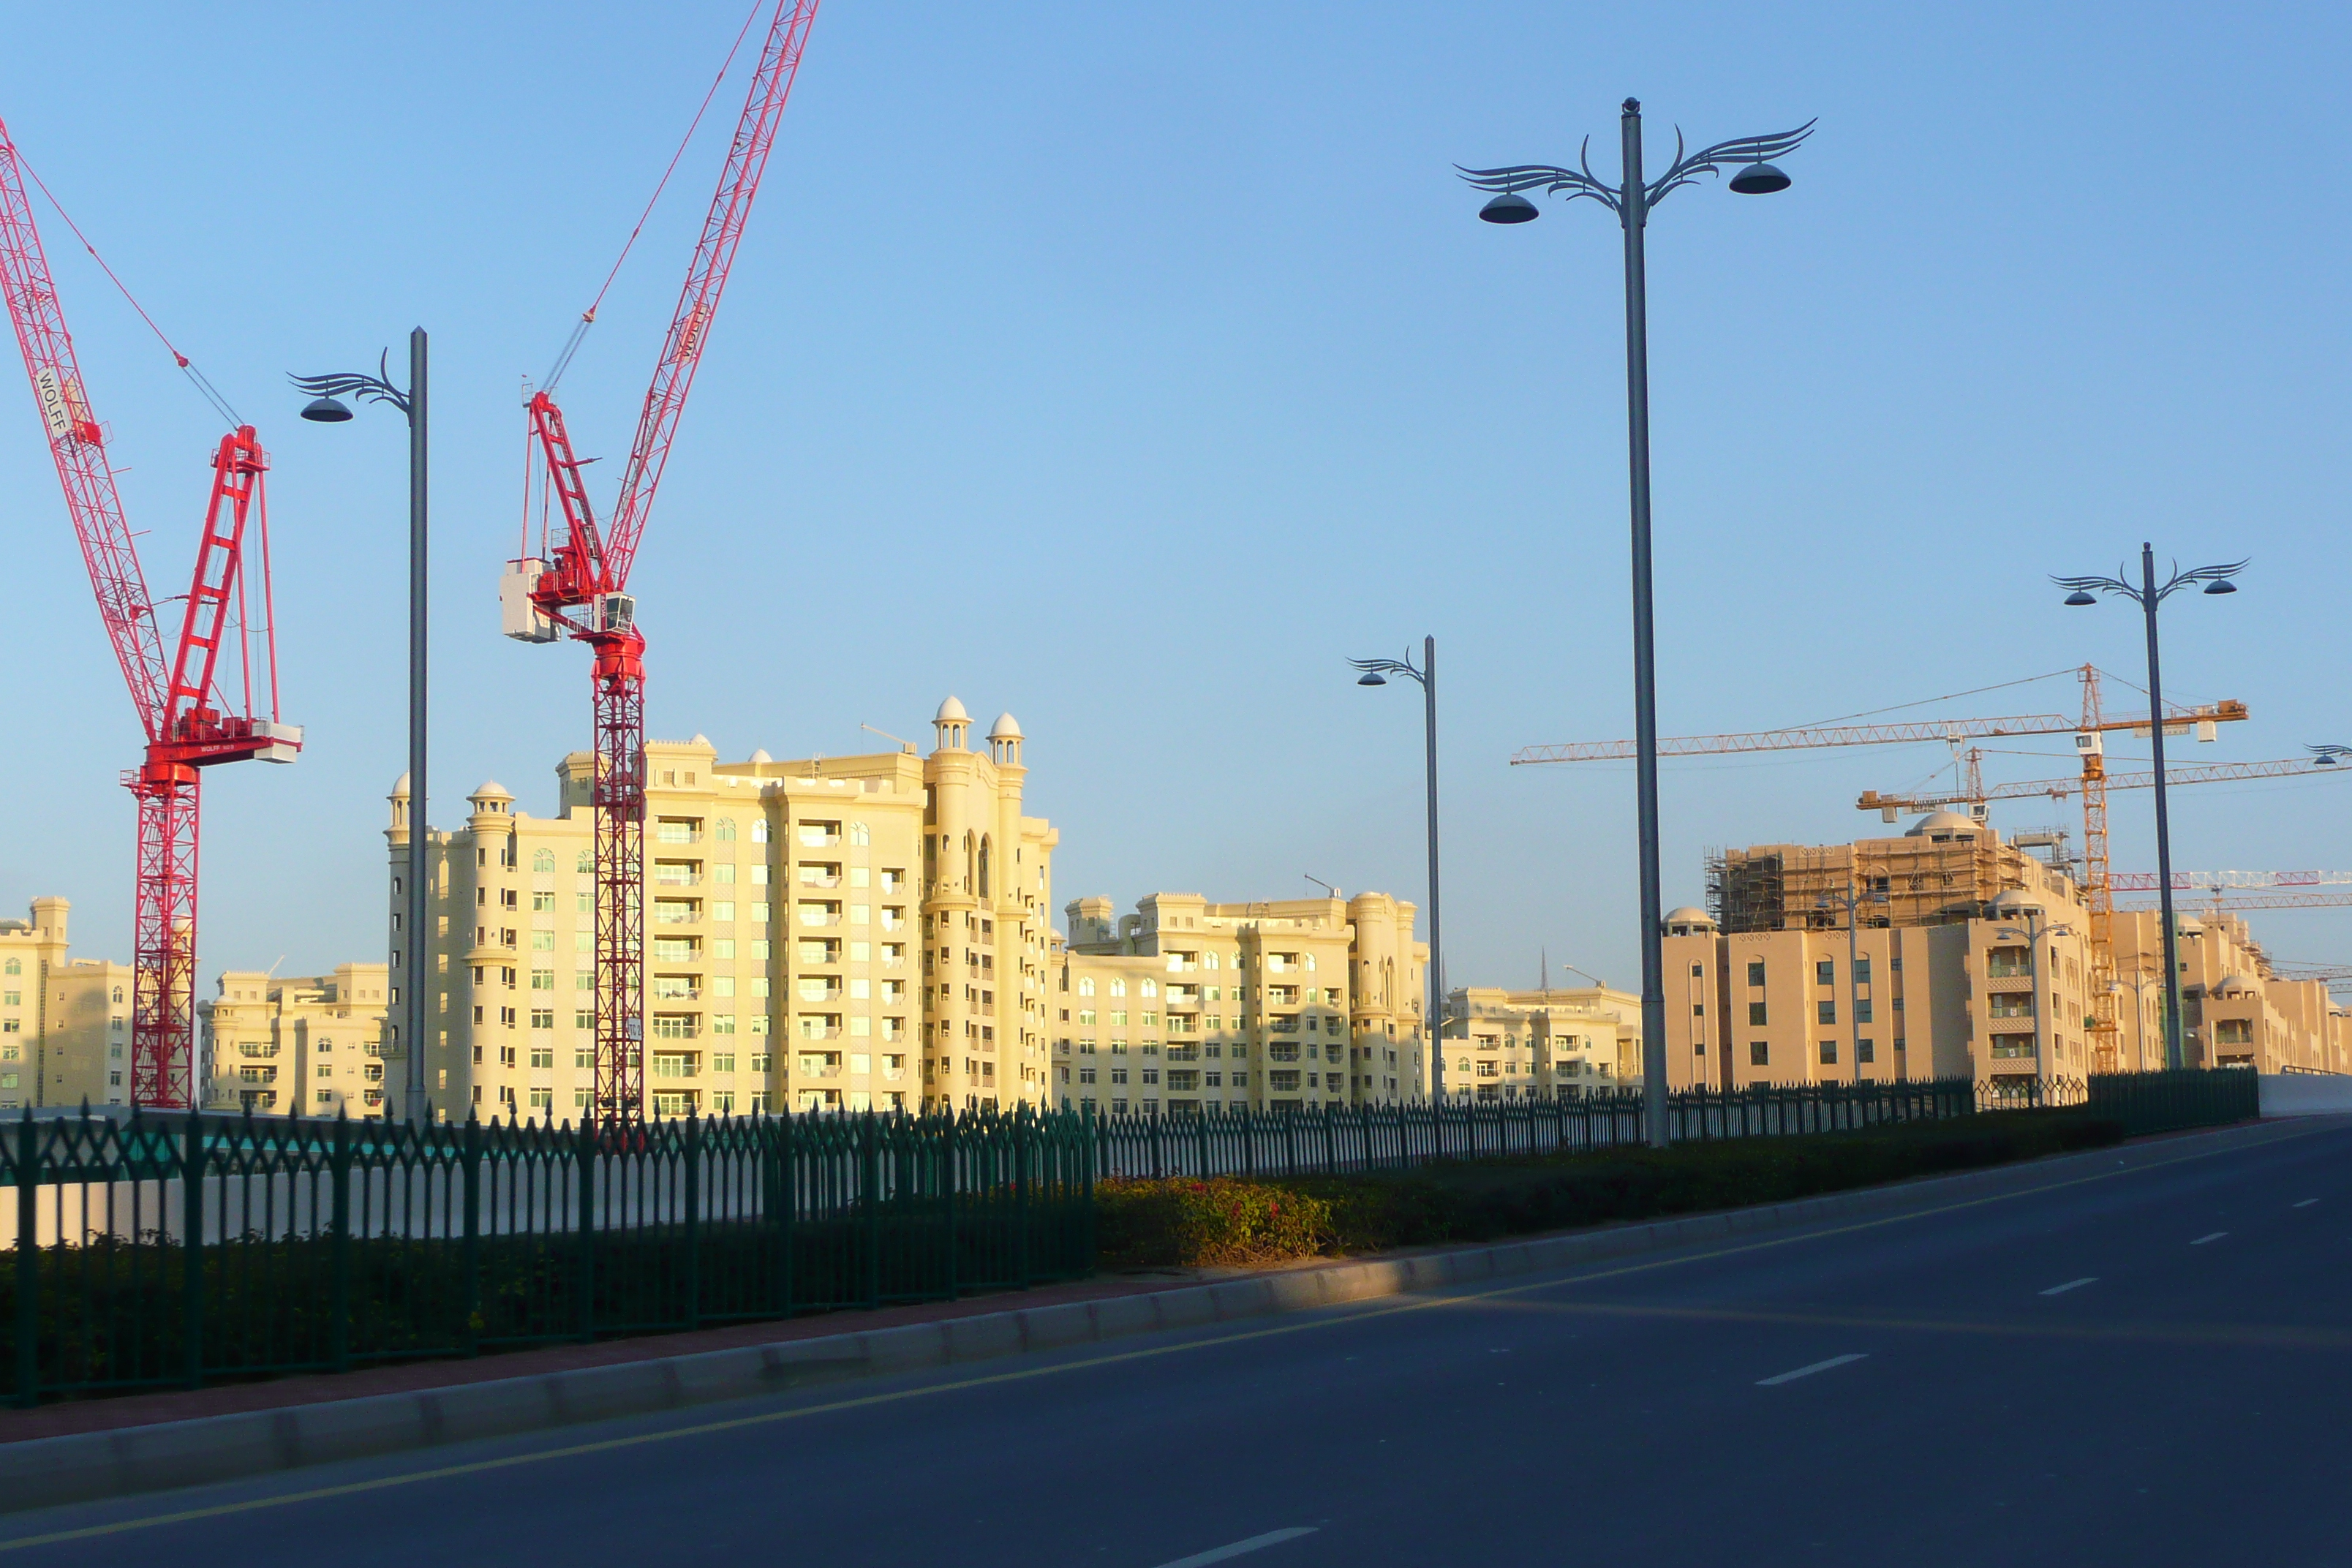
1462, 101, 1814, 1145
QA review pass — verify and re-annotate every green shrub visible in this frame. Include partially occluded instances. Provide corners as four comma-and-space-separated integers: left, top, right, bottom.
1096, 1177, 1335, 1267
1096, 1110, 2125, 1269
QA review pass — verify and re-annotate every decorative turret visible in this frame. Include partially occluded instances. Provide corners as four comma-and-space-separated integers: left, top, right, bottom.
988, 712, 1023, 766
933, 695, 970, 752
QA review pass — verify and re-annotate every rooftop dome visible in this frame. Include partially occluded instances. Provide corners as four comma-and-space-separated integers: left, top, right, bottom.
1990, 890, 2046, 915
748, 748, 772, 764
2213, 973, 2250, 995
471, 780, 512, 799
2176, 916, 2206, 935
391, 772, 411, 796
1906, 810, 1980, 837
1664, 905, 1715, 927
690, 733, 710, 748
989, 712, 1022, 741
935, 695, 969, 723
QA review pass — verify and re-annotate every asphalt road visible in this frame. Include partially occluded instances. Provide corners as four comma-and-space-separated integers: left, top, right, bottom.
5, 1120, 2350, 1568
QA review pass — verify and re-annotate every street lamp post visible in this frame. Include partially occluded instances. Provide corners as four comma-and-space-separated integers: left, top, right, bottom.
1463, 101, 1814, 1145
1351, 639, 1443, 1102
292, 331, 428, 1122
2054, 545, 2244, 1071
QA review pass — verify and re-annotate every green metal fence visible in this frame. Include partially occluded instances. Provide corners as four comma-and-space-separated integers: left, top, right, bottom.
2084, 1066, 2262, 1135
1975, 1068, 2261, 1135
1091, 1078, 1981, 1180
1, 1106, 1093, 1407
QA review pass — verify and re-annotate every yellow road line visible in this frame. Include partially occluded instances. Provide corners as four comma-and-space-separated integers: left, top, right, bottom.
0, 1117, 2328, 1553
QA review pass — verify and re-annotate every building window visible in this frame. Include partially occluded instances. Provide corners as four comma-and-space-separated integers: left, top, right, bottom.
533, 849, 555, 872
716, 818, 736, 842
1819, 1040, 1838, 1065
531, 1009, 554, 1030
1815, 960, 1834, 987
1746, 961, 1765, 987
1857, 1039, 1875, 1063
1748, 1001, 1768, 1026
1854, 957, 1872, 985
1749, 1041, 1769, 1066
1855, 998, 1873, 1024
1817, 1000, 1836, 1025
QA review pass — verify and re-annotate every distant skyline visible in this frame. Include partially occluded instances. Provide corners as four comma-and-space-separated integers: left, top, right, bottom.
4, 1, 2348, 993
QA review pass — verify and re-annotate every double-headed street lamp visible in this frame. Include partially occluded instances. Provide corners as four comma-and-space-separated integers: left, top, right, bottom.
1352, 640, 1444, 1101
1462, 99, 1814, 1145
2053, 544, 2244, 1071
292, 330, 428, 1122
1817, 877, 1888, 1083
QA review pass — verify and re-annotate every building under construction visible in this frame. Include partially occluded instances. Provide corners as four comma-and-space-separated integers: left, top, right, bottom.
1707, 810, 2079, 934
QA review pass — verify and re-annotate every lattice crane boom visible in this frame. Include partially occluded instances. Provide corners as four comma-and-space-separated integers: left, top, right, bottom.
0, 113, 299, 1109
508, 0, 821, 1128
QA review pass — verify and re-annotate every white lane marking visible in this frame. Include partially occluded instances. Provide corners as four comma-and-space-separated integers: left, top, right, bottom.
2293, 1199, 2319, 1208
2192, 1232, 2228, 1245
1150, 1527, 1320, 1568
1757, 1353, 1868, 1387
2039, 1277, 2098, 1296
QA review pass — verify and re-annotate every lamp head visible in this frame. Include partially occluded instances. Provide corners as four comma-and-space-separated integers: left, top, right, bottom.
2062, 589, 2097, 606
301, 396, 355, 423
2201, 578, 2237, 595
1478, 192, 1539, 225
1357, 671, 1387, 687
1727, 162, 1792, 195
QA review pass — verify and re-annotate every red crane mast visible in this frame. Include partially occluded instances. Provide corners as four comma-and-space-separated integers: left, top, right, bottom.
0, 114, 300, 1109
505, 0, 821, 1126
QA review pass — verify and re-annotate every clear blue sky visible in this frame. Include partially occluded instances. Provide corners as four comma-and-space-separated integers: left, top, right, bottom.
4, 1, 2348, 992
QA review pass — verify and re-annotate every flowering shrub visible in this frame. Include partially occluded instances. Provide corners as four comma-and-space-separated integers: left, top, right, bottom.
1095, 1177, 1334, 1267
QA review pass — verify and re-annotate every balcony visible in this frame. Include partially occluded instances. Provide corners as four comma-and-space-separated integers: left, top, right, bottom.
797, 1053, 842, 1077
798, 904, 843, 929
798, 979, 843, 1003
652, 862, 703, 888
797, 869, 843, 889
652, 900, 701, 926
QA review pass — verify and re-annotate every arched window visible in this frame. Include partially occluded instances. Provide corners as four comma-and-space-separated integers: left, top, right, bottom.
715, 818, 736, 843
532, 849, 555, 872
112, 986, 125, 1004
576, 851, 593, 873
1204, 952, 1219, 970
750, 821, 770, 844
1078, 978, 1096, 997
1109, 979, 1126, 998
1141, 979, 1156, 998
977, 837, 992, 898
850, 821, 870, 846
3, 958, 18, 976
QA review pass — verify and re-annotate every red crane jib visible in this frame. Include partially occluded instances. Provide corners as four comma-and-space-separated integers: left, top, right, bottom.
1, 113, 300, 1110
511, 0, 820, 1128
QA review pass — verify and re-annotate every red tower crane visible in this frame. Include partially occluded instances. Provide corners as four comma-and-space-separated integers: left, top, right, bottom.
503, 0, 821, 1126
0, 115, 300, 1109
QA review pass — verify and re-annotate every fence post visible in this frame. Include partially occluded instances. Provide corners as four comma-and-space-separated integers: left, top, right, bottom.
683, 1111, 702, 1331
574, 1115, 597, 1342
14, 1110, 37, 1409
862, 1112, 883, 1311
330, 1112, 353, 1374
181, 1109, 206, 1389
777, 1111, 797, 1317
461, 1115, 481, 1356
1014, 1110, 1031, 1291
1194, 1108, 1210, 1180
941, 1112, 960, 1301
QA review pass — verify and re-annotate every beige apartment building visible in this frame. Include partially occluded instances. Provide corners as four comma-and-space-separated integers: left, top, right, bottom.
197, 965, 391, 1115
1662, 813, 2119, 1089
2110, 908, 2350, 1074
0, 899, 131, 1110
1441, 984, 1643, 1101
1058, 892, 1429, 1115
394, 698, 1057, 1121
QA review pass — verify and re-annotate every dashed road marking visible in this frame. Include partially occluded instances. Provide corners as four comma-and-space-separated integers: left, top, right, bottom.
1757, 1353, 1868, 1387
1150, 1527, 1320, 1567
2192, 1232, 2228, 1245
2039, 1278, 2098, 1296
2293, 1199, 2318, 1208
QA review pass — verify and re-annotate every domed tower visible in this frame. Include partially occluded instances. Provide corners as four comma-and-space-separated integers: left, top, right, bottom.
987, 712, 1023, 766
932, 696, 970, 752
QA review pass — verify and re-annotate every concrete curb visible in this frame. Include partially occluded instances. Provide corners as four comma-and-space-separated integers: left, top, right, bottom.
0, 1115, 2322, 1516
